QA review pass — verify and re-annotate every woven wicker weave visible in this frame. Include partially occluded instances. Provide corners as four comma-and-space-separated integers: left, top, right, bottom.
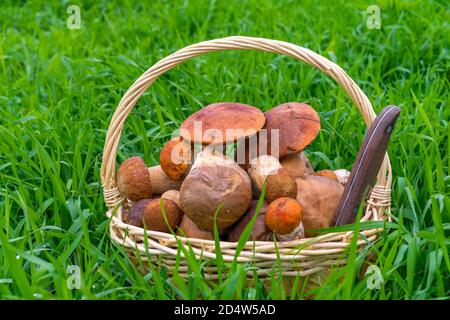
100, 36, 392, 280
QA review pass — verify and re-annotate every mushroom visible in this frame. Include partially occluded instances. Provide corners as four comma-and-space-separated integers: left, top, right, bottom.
227, 200, 272, 242
179, 102, 265, 146
179, 151, 252, 233
295, 175, 344, 237
237, 102, 320, 171
117, 157, 182, 201
147, 165, 182, 195
177, 215, 214, 240
161, 190, 181, 207
264, 102, 320, 159
125, 198, 183, 233
117, 157, 152, 202
265, 197, 305, 241
314, 170, 339, 182
247, 155, 297, 202
333, 169, 351, 186
159, 137, 192, 180
280, 152, 315, 178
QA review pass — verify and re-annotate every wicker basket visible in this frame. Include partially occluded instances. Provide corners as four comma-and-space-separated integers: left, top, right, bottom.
100, 36, 392, 282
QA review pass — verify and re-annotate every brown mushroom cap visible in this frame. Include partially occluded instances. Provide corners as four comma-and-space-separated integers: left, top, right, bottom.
177, 215, 214, 240
179, 152, 252, 232
117, 157, 152, 202
264, 102, 320, 159
265, 168, 298, 203
125, 198, 152, 227
295, 175, 343, 237
180, 102, 265, 145
160, 137, 192, 180
280, 152, 315, 178
265, 197, 303, 235
227, 200, 272, 242
141, 198, 183, 233
315, 170, 339, 182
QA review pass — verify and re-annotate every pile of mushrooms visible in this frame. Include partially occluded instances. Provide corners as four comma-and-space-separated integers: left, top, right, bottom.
116, 102, 351, 242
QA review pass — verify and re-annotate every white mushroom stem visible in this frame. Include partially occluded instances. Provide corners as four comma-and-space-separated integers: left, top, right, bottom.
275, 222, 305, 241
334, 169, 351, 186
148, 165, 182, 195
247, 155, 282, 190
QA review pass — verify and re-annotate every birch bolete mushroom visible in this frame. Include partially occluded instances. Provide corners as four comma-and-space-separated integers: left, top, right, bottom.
265, 197, 305, 241
117, 157, 182, 201
179, 151, 252, 233
247, 155, 297, 202
227, 200, 272, 242
177, 215, 214, 240
295, 175, 344, 237
125, 198, 182, 233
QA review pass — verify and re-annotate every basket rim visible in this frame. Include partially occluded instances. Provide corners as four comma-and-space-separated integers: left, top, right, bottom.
100, 37, 393, 276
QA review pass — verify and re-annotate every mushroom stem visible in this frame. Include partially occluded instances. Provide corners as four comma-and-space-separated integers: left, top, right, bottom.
333, 169, 351, 186
148, 165, 182, 195
247, 155, 282, 191
280, 152, 314, 178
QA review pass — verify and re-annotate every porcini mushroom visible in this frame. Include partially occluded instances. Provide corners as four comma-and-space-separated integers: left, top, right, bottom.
265, 197, 305, 241
295, 175, 344, 237
117, 157, 152, 202
125, 198, 183, 233
148, 165, 182, 195
177, 215, 214, 240
160, 137, 192, 180
161, 190, 181, 207
227, 200, 273, 242
179, 151, 252, 233
247, 155, 297, 202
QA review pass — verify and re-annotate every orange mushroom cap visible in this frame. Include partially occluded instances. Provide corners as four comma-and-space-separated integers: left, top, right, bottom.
180, 102, 265, 145
160, 137, 191, 180
265, 197, 303, 235
264, 102, 320, 159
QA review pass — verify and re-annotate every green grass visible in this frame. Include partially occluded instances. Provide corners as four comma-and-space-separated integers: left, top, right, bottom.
0, 0, 449, 299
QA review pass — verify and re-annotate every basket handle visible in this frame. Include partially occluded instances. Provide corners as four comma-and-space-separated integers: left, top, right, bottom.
101, 36, 392, 209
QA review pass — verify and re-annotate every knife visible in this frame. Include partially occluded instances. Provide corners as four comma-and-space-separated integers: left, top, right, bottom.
334, 105, 401, 226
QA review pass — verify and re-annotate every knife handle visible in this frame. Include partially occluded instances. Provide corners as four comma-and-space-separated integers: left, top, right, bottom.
334, 105, 400, 226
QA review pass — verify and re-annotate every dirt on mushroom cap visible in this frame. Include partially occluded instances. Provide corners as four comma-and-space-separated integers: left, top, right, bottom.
180, 102, 266, 144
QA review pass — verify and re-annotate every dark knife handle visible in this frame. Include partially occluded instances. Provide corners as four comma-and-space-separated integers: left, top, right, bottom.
334, 105, 400, 226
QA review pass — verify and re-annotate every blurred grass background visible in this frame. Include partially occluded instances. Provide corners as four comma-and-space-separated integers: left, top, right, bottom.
0, 0, 448, 299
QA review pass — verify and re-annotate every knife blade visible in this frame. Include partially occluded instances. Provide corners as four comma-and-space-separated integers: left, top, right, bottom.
334, 105, 401, 226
